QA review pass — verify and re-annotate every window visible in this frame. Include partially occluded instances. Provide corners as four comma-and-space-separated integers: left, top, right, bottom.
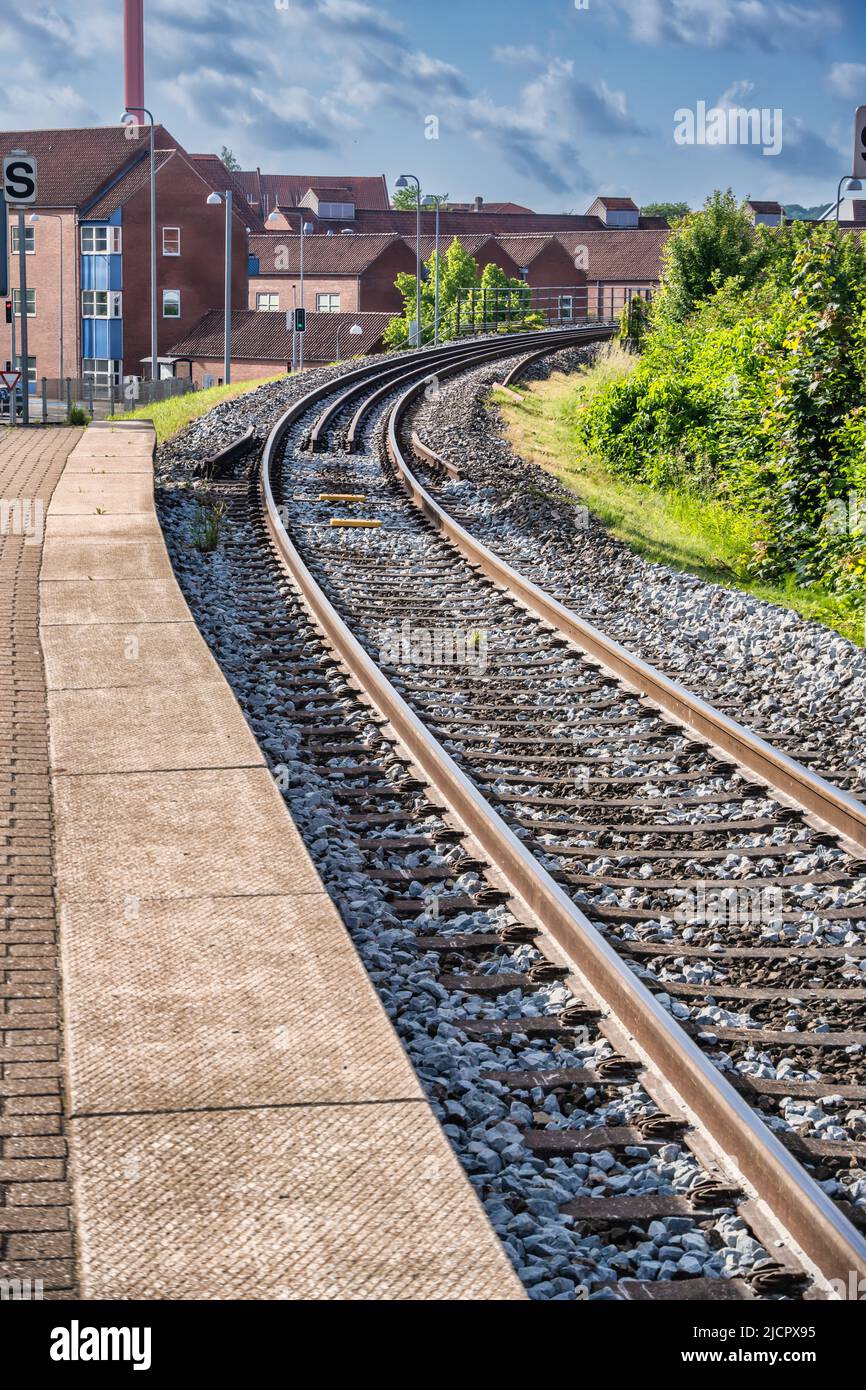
80, 225, 122, 254
82, 290, 122, 318
256, 292, 280, 312
317, 201, 355, 220
12, 289, 36, 317
162, 227, 180, 256
559, 295, 574, 322
82, 359, 121, 387
10, 225, 35, 253
13, 355, 36, 384
316, 293, 340, 313
162, 289, 181, 318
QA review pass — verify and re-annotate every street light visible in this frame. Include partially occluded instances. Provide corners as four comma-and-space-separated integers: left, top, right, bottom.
29, 214, 63, 381
206, 191, 233, 385
396, 174, 421, 347
122, 108, 157, 381
836, 175, 864, 223
336, 321, 363, 361
422, 195, 445, 346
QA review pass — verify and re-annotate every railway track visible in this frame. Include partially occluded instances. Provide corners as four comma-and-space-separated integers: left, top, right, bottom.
160, 327, 866, 1301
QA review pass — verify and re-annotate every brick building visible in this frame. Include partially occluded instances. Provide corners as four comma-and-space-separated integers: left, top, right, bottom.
247, 233, 416, 316
167, 309, 391, 385
1, 125, 252, 389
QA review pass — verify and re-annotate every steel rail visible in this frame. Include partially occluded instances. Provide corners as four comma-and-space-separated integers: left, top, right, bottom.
259, 328, 866, 1293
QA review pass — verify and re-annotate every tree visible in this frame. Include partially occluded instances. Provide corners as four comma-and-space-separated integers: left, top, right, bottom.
220, 146, 240, 172
384, 237, 540, 349
391, 186, 449, 211
640, 201, 689, 222
654, 189, 765, 324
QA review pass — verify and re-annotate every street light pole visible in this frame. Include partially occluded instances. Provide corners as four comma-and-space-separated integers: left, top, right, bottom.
836, 174, 864, 222
396, 175, 422, 347
206, 191, 232, 384
299, 216, 312, 371
123, 108, 157, 381
29, 213, 63, 380
17, 210, 29, 425
423, 195, 443, 345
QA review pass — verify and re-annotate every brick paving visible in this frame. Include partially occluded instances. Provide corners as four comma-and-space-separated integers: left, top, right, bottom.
0, 427, 81, 1299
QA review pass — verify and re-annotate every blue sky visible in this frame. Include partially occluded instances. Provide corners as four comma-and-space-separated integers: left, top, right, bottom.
1, 0, 865, 210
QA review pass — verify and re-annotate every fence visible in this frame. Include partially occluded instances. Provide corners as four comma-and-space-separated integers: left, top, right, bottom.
1, 375, 196, 425
454, 283, 652, 336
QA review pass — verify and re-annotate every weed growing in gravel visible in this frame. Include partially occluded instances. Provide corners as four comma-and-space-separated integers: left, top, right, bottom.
189, 498, 228, 553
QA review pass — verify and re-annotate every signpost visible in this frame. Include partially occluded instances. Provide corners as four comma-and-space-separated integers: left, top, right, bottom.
3, 153, 37, 425
0, 367, 20, 426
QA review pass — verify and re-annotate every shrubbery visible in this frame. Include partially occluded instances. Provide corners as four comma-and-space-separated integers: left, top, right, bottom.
578, 192, 866, 592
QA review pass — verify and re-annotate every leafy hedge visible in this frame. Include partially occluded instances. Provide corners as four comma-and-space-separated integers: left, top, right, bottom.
579, 193, 866, 592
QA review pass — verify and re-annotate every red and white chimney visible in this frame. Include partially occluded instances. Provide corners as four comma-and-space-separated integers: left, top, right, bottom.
124, 0, 145, 113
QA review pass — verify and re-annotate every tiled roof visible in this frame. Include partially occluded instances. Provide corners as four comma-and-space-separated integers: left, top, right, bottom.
189, 155, 264, 229
307, 185, 354, 200
556, 229, 669, 282
747, 200, 783, 213
85, 149, 177, 218
495, 234, 562, 266
237, 172, 391, 212
0, 124, 180, 208
447, 201, 535, 214
249, 232, 405, 276
591, 196, 639, 211
168, 309, 392, 362
413, 232, 500, 260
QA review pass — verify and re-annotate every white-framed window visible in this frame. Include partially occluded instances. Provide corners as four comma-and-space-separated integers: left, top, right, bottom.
12, 289, 36, 317
256, 292, 280, 312
12, 355, 36, 384
10, 225, 35, 254
316, 293, 340, 313
559, 295, 574, 321
318, 201, 354, 220
81, 290, 122, 318
162, 289, 181, 318
82, 358, 121, 387
80, 225, 122, 254
162, 227, 180, 256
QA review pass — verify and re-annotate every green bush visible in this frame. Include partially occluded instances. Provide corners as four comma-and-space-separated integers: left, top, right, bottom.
578, 205, 866, 593
67, 406, 91, 426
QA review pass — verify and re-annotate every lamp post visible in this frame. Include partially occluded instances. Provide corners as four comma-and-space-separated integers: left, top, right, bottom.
396, 174, 421, 347
835, 175, 864, 223
267, 208, 312, 367
206, 191, 233, 385
337, 321, 363, 361
422, 195, 445, 346
122, 108, 157, 380
29, 213, 63, 381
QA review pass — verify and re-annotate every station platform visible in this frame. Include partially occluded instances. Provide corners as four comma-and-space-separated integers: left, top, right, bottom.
1, 421, 523, 1301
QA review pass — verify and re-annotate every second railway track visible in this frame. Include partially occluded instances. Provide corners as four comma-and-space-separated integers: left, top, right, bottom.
160, 327, 866, 1301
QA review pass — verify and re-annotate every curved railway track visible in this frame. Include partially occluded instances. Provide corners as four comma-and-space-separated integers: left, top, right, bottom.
166, 327, 866, 1300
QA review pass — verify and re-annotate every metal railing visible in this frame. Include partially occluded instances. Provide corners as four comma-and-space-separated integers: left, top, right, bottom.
454, 284, 652, 336
1, 376, 196, 425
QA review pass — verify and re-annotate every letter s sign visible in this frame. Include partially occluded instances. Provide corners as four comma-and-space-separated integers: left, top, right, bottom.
3, 155, 37, 204
854, 106, 866, 179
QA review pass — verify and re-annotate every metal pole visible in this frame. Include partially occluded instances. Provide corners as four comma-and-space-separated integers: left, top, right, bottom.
414, 179, 421, 347
41, 377, 47, 423
835, 174, 851, 223
17, 211, 29, 424
8, 263, 16, 428
224, 190, 232, 385
434, 200, 440, 347
124, 109, 157, 380
299, 218, 305, 372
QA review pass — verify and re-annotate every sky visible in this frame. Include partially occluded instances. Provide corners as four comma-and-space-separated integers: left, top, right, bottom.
1, 0, 865, 211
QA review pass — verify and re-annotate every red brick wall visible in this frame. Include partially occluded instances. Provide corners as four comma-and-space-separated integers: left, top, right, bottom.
185, 356, 287, 388
122, 158, 248, 377
358, 240, 416, 312
2, 209, 78, 380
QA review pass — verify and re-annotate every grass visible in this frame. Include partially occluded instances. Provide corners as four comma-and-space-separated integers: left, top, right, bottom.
114, 374, 285, 443
493, 345, 866, 646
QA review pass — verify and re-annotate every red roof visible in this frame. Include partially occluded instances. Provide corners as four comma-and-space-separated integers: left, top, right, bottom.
556, 229, 669, 282
249, 232, 406, 276
236, 171, 390, 213
168, 309, 392, 362
0, 124, 182, 209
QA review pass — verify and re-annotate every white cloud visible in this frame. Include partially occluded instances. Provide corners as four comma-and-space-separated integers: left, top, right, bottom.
610, 0, 841, 50
828, 62, 866, 101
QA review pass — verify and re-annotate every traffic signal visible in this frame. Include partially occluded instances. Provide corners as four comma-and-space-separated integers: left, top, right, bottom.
4, 301, 11, 325
294, 307, 306, 333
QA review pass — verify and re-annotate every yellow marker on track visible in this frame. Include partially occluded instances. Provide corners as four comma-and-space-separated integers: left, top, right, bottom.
329, 518, 381, 528
319, 493, 367, 502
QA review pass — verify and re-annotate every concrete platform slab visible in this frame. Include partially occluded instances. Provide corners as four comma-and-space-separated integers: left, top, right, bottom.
45, 513, 160, 540
41, 579, 191, 625
53, 767, 323, 903
70, 1106, 523, 1300
48, 682, 264, 774
48, 475, 154, 515
61, 895, 421, 1113
41, 623, 218, 691
40, 539, 172, 582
